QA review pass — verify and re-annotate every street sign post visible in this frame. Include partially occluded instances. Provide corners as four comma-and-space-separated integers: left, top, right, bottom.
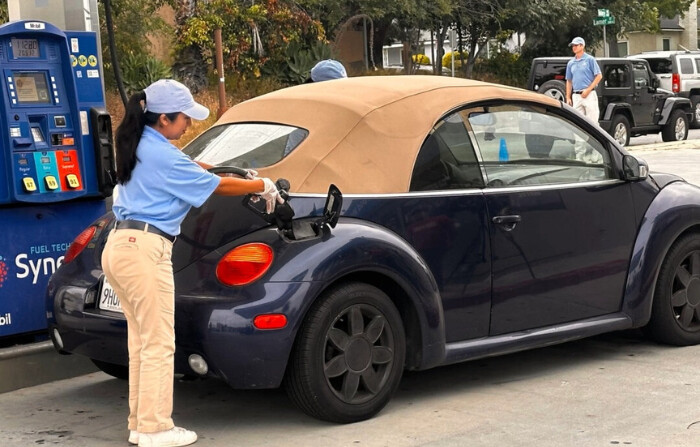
594, 10, 615, 57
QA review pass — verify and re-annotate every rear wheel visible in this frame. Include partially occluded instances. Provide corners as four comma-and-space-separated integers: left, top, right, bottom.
91, 359, 128, 380
691, 96, 700, 129
661, 109, 688, 142
284, 282, 406, 423
538, 80, 566, 102
644, 234, 700, 346
610, 114, 630, 146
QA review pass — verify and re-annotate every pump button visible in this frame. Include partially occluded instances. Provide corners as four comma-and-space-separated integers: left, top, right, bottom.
66, 174, 80, 189
22, 177, 37, 192
45, 176, 59, 190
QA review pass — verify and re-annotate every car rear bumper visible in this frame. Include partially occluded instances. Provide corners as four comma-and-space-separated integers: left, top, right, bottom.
50, 280, 313, 389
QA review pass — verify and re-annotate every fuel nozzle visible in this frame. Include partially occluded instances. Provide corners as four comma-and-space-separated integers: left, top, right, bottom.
272, 178, 294, 230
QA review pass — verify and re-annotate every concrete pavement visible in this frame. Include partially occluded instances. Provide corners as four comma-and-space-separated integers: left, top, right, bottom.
2, 331, 700, 446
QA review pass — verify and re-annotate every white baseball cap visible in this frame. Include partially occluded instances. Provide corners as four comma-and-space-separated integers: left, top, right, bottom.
569, 37, 585, 47
144, 79, 210, 120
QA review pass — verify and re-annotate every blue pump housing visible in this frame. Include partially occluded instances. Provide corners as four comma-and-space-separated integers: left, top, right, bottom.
0, 21, 113, 337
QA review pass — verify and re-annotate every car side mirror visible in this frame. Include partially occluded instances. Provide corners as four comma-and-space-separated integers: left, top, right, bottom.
623, 155, 648, 181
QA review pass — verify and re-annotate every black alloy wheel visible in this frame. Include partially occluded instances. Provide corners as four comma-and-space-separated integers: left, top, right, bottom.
645, 234, 700, 346
285, 282, 406, 423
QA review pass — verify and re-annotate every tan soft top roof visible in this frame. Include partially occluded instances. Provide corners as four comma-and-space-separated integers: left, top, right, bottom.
216, 76, 561, 194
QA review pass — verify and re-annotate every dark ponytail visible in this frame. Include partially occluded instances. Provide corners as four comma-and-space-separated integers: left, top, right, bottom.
115, 91, 146, 184
115, 91, 181, 184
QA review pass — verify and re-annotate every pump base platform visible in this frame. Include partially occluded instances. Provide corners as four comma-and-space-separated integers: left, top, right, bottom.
0, 341, 96, 393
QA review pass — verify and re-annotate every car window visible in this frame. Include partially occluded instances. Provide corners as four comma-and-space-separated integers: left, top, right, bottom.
695, 58, 700, 73
409, 112, 484, 191
533, 60, 567, 86
680, 58, 694, 74
604, 64, 631, 88
645, 57, 672, 74
632, 61, 650, 87
465, 104, 614, 187
183, 123, 308, 169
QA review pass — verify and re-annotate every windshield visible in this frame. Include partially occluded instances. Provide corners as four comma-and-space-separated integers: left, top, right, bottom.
183, 123, 308, 169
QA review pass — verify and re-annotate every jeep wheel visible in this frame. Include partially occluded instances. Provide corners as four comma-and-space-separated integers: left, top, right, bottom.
538, 80, 566, 102
662, 109, 688, 142
610, 114, 630, 146
691, 96, 700, 129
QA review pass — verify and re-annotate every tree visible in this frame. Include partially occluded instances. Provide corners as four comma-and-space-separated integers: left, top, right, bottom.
99, 0, 175, 88
175, 0, 324, 84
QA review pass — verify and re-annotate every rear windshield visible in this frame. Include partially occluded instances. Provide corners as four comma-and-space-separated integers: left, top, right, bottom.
644, 57, 672, 74
183, 123, 308, 169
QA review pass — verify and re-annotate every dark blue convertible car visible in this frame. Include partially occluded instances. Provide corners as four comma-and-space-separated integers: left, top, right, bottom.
48, 76, 700, 423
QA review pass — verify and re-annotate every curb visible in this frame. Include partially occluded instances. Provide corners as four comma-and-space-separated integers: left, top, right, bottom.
627, 139, 700, 151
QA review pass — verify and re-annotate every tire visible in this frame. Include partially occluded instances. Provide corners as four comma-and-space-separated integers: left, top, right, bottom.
691, 96, 700, 129
284, 282, 406, 423
661, 109, 688, 142
91, 359, 129, 380
538, 80, 566, 102
644, 234, 700, 346
609, 114, 630, 147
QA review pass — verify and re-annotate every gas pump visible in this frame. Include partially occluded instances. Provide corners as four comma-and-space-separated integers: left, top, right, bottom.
0, 20, 114, 338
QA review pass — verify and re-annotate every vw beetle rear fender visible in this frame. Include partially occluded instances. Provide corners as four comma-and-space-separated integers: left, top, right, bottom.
623, 181, 700, 324
174, 217, 447, 377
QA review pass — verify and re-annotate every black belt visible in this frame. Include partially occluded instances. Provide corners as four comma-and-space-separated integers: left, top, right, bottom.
115, 220, 176, 242
573, 90, 584, 94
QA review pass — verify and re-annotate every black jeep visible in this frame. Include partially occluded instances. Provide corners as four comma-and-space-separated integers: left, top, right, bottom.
527, 56, 692, 146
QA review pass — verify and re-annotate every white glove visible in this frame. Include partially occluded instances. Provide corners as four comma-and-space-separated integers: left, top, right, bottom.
258, 177, 283, 214
244, 169, 258, 179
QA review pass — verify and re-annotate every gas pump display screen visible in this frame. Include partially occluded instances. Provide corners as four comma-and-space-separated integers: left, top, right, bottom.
13, 72, 51, 104
11, 38, 40, 58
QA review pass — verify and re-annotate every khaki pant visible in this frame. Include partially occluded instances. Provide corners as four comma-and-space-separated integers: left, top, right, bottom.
572, 90, 600, 124
101, 228, 176, 433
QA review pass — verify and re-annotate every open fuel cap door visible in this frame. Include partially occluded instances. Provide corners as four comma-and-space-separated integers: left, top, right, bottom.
320, 184, 342, 229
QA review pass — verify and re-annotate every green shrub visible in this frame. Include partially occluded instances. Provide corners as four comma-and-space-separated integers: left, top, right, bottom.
473, 51, 529, 88
120, 52, 172, 95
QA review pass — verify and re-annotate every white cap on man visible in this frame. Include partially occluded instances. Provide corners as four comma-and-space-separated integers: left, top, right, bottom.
569, 37, 585, 47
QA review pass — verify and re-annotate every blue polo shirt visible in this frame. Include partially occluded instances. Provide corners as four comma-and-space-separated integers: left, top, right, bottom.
113, 126, 221, 236
566, 53, 601, 91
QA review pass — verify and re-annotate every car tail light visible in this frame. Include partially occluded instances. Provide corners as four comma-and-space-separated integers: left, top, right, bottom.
64, 226, 97, 264
253, 314, 288, 330
672, 73, 680, 93
216, 243, 273, 286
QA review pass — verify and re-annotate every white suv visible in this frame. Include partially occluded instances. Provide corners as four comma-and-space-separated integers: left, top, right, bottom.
631, 50, 700, 127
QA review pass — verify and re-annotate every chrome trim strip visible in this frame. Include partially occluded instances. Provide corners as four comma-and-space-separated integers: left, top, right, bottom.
287, 179, 624, 199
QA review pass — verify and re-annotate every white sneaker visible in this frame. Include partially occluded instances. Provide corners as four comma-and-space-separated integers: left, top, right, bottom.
129, 430, 139, 445
137, 427, 197, 447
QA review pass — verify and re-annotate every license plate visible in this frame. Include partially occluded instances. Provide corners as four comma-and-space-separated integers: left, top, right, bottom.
98, 276, 123, 313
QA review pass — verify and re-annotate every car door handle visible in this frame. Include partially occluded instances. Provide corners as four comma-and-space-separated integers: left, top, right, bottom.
492, 215, 521, 225
492, 215, 521, 231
